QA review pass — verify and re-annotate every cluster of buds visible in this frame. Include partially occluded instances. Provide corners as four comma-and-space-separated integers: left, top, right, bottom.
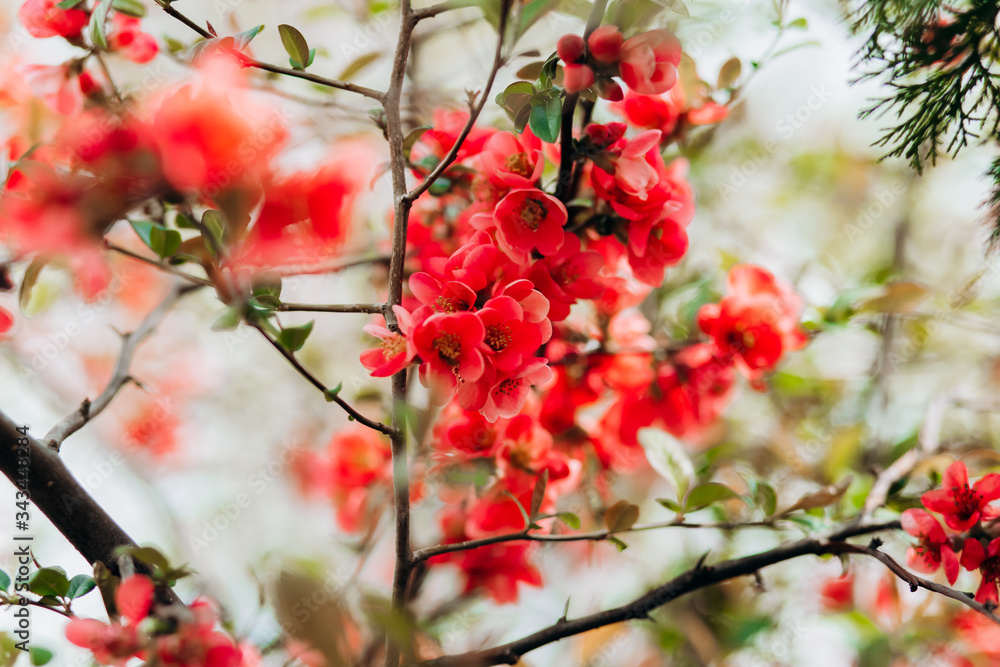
557, 26, 681, 98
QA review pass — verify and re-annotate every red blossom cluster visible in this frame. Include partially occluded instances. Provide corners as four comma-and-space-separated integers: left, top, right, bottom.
557, 26, 681, 97
902, 461, 1000, 603
66, 575, 259, 667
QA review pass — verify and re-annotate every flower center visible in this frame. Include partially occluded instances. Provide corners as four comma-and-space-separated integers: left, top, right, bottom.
982, 553, 1000, 584
495, 376, 523, 396
484, 324, 512, 352
519, 198, 547, 231
435, 296, 461, 313
505, 153, 533, 178
433, 332, 462, 364
380, 334, 405, 357
952, 484, 983, 521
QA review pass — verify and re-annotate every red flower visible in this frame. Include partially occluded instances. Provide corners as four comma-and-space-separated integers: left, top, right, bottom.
109, 14, 159, 64
901, 508, 959, 584
528, 234, 604, 321
493, 188, 567, 258
482, 358, 552, 423
327, 428, 392, 532
19, 0, 88, 39
413, 311, 486, 397
477, 296, 544, 373
557, 34, 584, 63
697, 264, 806, 382
563, 64, 595, 93
819, 573, 854, 613
0, 307, 13, 338
480, 130, 543, 189
960, 536, 1000, 604
922, 460, 1000, 531
496, 414, 570, 480
360, 306, 417, 377
588, 25, 623, 64
65, 575, 153, 666
619, 30, 682, 95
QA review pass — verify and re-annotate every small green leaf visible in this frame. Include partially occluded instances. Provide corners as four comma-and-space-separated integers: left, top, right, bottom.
607, 536, 628, 552
201, 210, 226, 254
18, 256, 46, 316
323, 382, 343, 402
556, 512, 580, 529
56, 0, 85, 8
29, 647, 53, 666
111, 0, 147, 17
787, 17, 808, 29
717, 56, 741, 89
603, 500, 639, 533
529, 469, 549, 520
402, 126, 432, 162
278, 320, 314, 352
117, 545, 170, 573
234, 24, 265, 51
211, 307, 241, 331
684, 483, 742, 512
528, 95, 561, 143
757, 483, 777, 516
638, 428, 695, 499
66, 575, 96, 600
338, 52, 379, 80
129, 219, 156, 248
503, 491, 532, 530
89, 0, 114, 49
0, 570, 10, 592
28, 567, 70, 598
278, 24, 311, 71
150, 226, 182, 258
656, 497, 683, 513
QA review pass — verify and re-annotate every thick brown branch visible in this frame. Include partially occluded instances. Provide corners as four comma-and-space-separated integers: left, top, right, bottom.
0, 412, 181, 605
43, 283, 199, 452
156, 2, 384, 101
414, 521, 916, 667
250, 323, 395, 436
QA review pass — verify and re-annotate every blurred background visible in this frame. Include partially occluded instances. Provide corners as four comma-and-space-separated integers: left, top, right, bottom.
1, 0, 998, 664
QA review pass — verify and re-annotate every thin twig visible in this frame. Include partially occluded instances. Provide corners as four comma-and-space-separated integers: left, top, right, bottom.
402, 3, 511, 205
43, 283, 200, 452
249, 322, 395, 436
105, 242, 213, 286
156, 2, 385, 101
278, 303, 385, 314
413, 1, 461, 20
412, 519, 779, 562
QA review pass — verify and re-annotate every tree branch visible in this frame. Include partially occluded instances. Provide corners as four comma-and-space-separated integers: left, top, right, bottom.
413, 521, 933, 667
43, 283, 199, 452
412, 519, 780, 563
0, 412, 181, 605
156, 2, 385, 101
105, 242, 212, 287
401, 3, 511, 205
249, 322, 395, 436
277, 303, 385, 314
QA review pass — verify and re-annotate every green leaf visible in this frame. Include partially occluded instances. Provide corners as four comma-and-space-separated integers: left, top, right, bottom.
117, 545, 170, 573
89, 0, 114, 49
56, 0, 85, 8
129, 219, 156, 248
556, 512, 580, 529
18, 256, 46, 317
28, 567, 70, 598
28, 647, 53, 666
150, 226, 182, 258
787, 17, 808, 29
603, 500, 639, 533
323, 382, 343, 402
233, 24, 265, 51
201, 210, 226, 254
212, 307, 241, 331
338, 52, 379, 80
66, 575, 96, 600
111, 0, 147, 17
516, 61, 545, 80
278, 24, 311, 71
0, 570, 9, 592
656, 497, 683, 513
638, 428, 694, 500
717, 57, 741, 90
757, 482, 777, 516
528, 95, 561, 143
684, 483, 742, 512
516, 0, 561, 39
607, 536, 628, 552
278, 320, 315, 352
403, 126, 432, 163
529, 469, 549, 520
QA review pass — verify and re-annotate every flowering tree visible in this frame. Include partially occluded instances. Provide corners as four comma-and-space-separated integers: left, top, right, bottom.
2, 0, 1000, 665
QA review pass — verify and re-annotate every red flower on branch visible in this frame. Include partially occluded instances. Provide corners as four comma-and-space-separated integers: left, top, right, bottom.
619, 30, 682, 95
65, 575, 153, 665
18, 0, 88, 39
922, 460, 1000, 531
360, 306, 417, 377
960, 536, 1000, 604
901, 508, 959, 584
413, 311, 486, 397
480, 129, 543, 190
493, 188, 567, 259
